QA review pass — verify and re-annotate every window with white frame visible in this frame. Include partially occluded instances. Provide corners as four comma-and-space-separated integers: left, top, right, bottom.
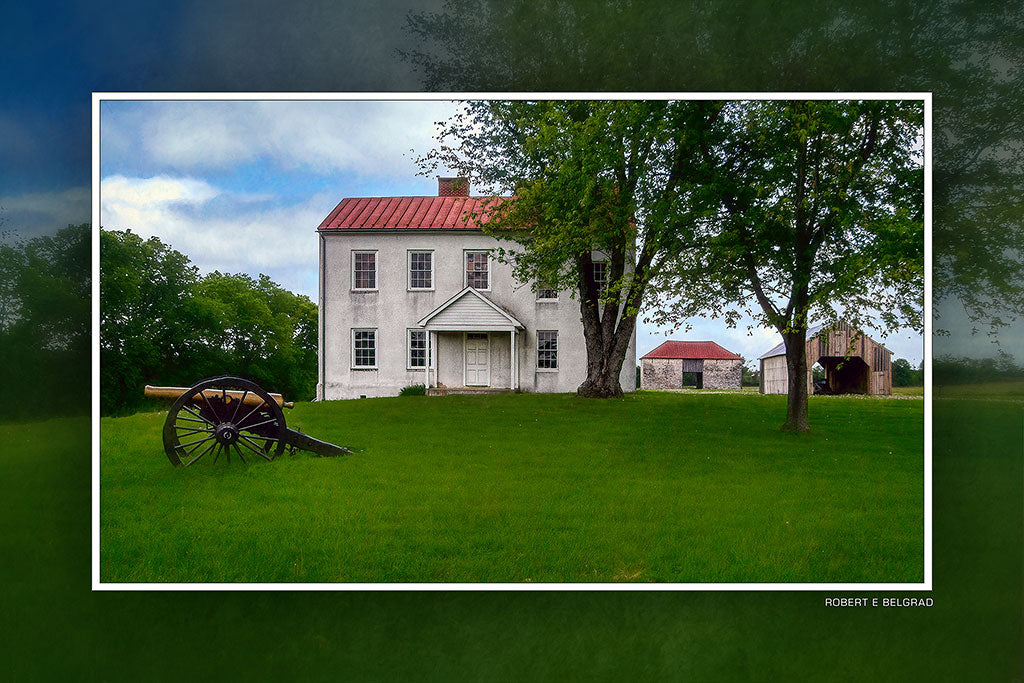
352, 328, 377, 368
537, 283, 558, 301
352, 250, 377, 290
537, 330, 558, 369
465, 251, 489, 289
407, 329, 433, 368
591, 261, 608, 295
408, 250, 433, 290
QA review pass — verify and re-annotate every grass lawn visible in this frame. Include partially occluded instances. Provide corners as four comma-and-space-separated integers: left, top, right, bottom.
100, 392, 923, 584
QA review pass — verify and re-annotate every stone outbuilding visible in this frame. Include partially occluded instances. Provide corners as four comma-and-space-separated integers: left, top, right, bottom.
640, 341, 743, 390
758, 321, 892, 395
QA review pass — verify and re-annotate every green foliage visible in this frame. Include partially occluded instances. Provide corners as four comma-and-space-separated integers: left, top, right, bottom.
0, 224, 91, 419
100, 229, 318, 415
648, 100, 924, 429
403, 1, 1024, 342
892, 357, 924, 386
741, 364, 761, 388
650, 100, 924, 335
400, 384, 426, 396
421, 100, 727, 396
100, 229, 199, 414
934, 352, 1023, 386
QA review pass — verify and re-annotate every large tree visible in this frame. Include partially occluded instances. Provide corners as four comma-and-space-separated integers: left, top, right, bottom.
403, 0, 1024, 368
421, 100, 726, 397
100, 229, 319, 415
649, 100, 924, 430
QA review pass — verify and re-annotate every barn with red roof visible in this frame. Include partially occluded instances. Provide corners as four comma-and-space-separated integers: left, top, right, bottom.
640, 340, 742, 390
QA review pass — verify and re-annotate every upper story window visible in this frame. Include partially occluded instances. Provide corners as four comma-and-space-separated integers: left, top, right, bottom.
408, 250, 433, 290
537, 284, 558, 301
465, 250, 489, 290
591, 261, 608, 295
352, 250, 377, 291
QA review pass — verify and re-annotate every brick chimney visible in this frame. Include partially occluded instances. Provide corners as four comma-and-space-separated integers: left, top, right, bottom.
437, 176, 470, 197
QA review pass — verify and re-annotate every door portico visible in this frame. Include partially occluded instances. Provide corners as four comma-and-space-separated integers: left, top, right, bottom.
416, 287, 524, 391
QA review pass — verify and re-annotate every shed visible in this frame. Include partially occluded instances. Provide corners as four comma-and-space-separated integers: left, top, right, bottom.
758, 321, 892, 395
640, 341, 743, 390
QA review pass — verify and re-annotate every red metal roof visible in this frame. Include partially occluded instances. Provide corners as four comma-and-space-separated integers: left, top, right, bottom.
318, 196, 507, 230
641, 341, 742, 360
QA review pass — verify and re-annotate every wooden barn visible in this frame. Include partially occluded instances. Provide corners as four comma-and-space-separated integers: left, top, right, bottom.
758, 321, 892, 395
640, 341, 743, 390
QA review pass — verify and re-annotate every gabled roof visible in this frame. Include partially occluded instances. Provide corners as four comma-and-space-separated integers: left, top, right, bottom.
417, 286, 524, 330
642, 340, 742, 360
758, 323, 843, 359
317, 196, 507, 230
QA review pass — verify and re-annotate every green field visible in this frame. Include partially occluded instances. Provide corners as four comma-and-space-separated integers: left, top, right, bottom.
4, 396, 1021, 679
100, 392, 924, 584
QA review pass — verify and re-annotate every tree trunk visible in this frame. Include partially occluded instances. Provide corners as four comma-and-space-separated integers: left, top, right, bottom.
781, 329, 810, 431
575, 308, 633, 398
574, 252, 634, 398
577, 358, 627, 397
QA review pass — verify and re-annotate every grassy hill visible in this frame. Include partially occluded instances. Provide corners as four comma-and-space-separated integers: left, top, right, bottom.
100, 391, 924, 584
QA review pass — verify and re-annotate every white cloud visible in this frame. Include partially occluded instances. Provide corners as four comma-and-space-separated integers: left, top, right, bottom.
118, 101, 460, 178
100, 174, 334, 298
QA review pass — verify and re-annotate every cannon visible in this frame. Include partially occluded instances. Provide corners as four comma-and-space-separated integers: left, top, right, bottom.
144, 376, 352, 467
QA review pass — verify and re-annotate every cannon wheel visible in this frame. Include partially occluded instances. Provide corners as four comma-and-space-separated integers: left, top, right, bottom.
162, 376, 287, 467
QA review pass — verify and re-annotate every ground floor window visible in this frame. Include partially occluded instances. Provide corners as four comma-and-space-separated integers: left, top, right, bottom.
352, 328, 377, 368
408, 329, 433, 368
537, 330, 558, 369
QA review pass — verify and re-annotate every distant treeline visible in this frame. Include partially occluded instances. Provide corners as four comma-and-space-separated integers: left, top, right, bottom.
892, 358, 924, 387
0, 223, 90, 420
100, 228, 317, 415
934, 353, 1024, 386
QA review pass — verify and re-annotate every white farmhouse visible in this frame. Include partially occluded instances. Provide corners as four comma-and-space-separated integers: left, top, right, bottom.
316, 178, 636, 399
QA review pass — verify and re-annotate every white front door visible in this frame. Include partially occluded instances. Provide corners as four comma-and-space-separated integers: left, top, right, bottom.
464, 333, 490, 386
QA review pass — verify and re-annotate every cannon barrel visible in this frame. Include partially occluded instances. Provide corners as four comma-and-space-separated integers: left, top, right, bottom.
144, 385, 294, 409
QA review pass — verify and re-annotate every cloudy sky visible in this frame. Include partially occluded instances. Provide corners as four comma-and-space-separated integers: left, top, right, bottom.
98, 98, 927, 365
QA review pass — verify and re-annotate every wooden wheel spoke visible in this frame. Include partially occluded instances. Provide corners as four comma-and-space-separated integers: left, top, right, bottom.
180, 403, 217, 427
230, 389, 249, 424
237, 399, 269, 428
185, 440, 217, 467
239, 433, 274, 451
237, 435, 274, 461
174, 415, 210, 425
232, 443, 247, 464
173, 425, 210, 437
178, 434, 217, 452
200, 391, 222, 424
239, 416, 278, 431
